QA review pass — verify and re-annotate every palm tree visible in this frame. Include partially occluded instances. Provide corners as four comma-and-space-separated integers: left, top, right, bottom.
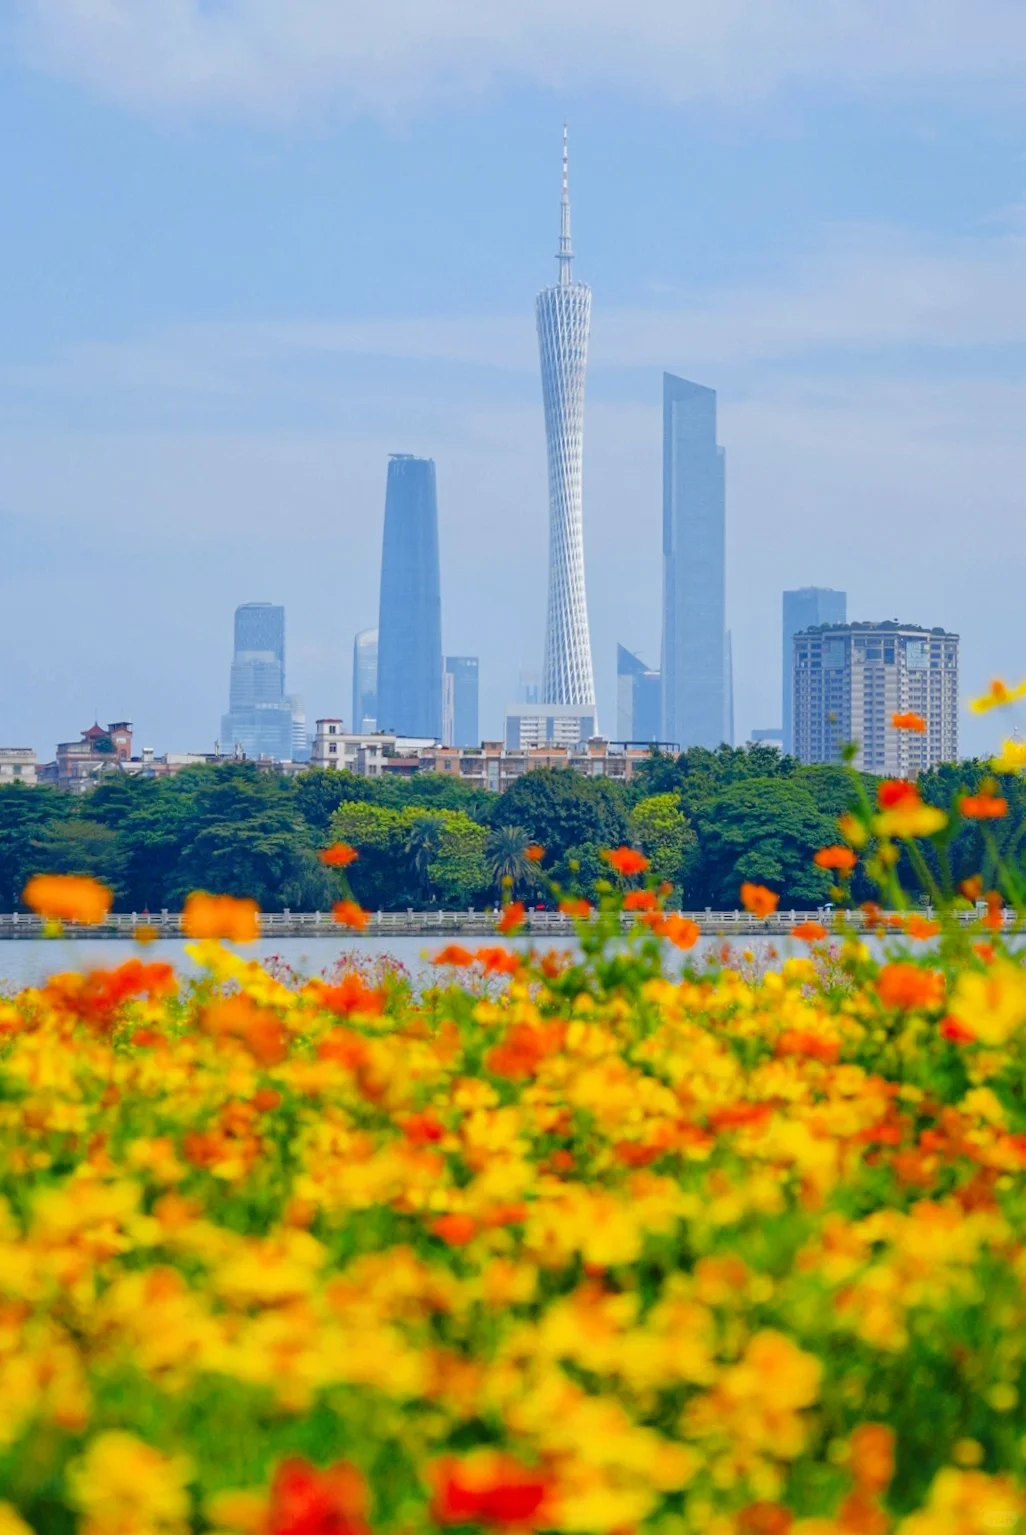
405, 815, 445, 904
487, 824, 536, 900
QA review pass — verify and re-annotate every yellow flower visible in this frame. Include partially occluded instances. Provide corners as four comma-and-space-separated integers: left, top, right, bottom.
992, 739, 1026, 774
969, 678, 1026, 713
67, 1432, 193, 1535
872, 804, 947, 839
947, 963, 1026, 1046
0, 1505, 34, 1535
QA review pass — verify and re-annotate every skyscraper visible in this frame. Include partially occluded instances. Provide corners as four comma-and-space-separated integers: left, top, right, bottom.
782, 588, 847, 754
352, 628, 378, 733
616, 645, 661, 743
444, 657, 479, 748
537, 128, 596, 713
221, 602, 294, 761
660, 375, 726, 750
376, 455, 443, 740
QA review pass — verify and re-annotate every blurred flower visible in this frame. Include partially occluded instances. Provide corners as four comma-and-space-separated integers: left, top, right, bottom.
876, 963, 944, 1012
320, 844, 359, 868
182, 893, 260, 943
741, 883, 779, 918
497, 902, 526, 935
892, 712, 927, 732
559, 899, 592, 918
23, 874, 112, 926
525, 844, 545, 863
624, 889, 659, 912
960, 793, 1008, 819
432, 945, 475, 967
791, 922, 827, 943
431, 1214, 478, 1246
431, 1451, 551, 1528
603, 847, 650, 877
267, 1457, 370, 1535
969, 678, 1026, 713
814, 846, 858, 873
991, 740, 1026, 774
67, 1432, 193, 1535
332, 901, 369, 932
873, 782, 947, 839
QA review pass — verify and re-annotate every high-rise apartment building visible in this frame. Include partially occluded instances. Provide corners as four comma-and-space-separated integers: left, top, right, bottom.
504, 703, 598, 750
352, 628, 378, 733
782, 587, 847, 754
616, 645, 661, 743
537, 128, 596, 714
444, 657, 479, 748
792, 621, 959, 774
660, 374, 727, 750
376, 455, 443, 740
221, 602, 294, 761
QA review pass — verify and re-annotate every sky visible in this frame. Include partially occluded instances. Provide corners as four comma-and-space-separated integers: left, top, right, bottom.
2, 1, 1026, 760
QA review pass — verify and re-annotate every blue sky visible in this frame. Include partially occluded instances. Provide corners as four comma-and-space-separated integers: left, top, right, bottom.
3, 1, 1026, 759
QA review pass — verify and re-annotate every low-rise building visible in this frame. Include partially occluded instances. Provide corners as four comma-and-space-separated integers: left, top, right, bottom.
39, 720, 135, 792
0, 748, 37, 786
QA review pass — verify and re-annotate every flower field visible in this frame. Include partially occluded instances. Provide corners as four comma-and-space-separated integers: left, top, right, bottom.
4, 780, 1026, 1534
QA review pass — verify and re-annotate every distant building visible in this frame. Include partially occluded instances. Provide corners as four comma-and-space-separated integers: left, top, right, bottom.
518, 669, 541, 706
444, 657, 479, 748
311, 719, 394, 777
661, 373, 727, 750
0, 748, 37, 786
221, 602, 294, 761
782, 588, 847, 754
504, 703, 597, 750
792, 621, 959, 774
286, 697, 310, 763
376, 455, 443, 739
39, 721, 134, 792
724, 629, 735, 748
352, 628, 378, 733
616, 645, 661, 743
751, 728, 784, 745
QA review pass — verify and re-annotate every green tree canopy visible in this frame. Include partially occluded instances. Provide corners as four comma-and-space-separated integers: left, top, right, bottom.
693, 778, 838, 908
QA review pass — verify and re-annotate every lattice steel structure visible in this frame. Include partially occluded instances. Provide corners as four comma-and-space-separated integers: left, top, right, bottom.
537, 128, 596, 711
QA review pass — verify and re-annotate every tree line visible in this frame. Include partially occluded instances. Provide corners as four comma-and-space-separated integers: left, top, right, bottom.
0, 747, 1015, 913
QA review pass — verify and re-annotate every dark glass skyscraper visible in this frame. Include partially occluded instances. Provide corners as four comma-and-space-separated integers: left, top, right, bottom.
616, 645, 661, 743
782, 587, 847, 754
444, 657, 479, 747
221, 602, 294, 760
376, 455, 443, 739
352, 628, 378, 733
660, 374, 727, 750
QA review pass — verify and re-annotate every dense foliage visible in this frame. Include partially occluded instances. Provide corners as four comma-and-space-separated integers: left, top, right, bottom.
3, 749, 1025, 911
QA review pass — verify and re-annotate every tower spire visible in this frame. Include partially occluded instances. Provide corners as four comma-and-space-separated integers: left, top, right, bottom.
558, 122, 573, 285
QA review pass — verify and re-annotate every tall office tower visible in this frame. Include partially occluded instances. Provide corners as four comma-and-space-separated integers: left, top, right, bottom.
376, 455, 443, 739
221, 602, 294, 761
724, 630, 735, 748
537, 128, 596, 713
444, 657, 479, 748
792, 621, 959, 774
352, 628, 378, 733
616, 645, 661, 743
286, 696, 309, 763
782, 587, 847, 754
660, 374, 727, 750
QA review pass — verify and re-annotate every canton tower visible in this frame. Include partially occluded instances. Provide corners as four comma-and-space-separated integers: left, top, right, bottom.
537, 127, 596, 711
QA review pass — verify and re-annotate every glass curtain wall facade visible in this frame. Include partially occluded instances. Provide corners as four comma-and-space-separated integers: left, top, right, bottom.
376, 456, 443, 740
616, 644, 661, 743
537, 128, 596, 712
352, 628, 378, 733
782, 588, 847, 754
221, 602, 294, 761
444, 657, 479, 748
660, 375, 726, 750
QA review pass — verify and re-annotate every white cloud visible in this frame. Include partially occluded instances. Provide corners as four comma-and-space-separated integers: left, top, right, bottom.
20, 0, 1026, 116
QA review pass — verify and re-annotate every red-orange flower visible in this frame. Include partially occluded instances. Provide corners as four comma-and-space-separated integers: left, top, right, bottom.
876, 963, 944, 1012
524, 844, 545, 863
431, 1451, 552, 1528
960, 875, 984, 902
740, 883, 779, 918
475, 946, 521, 976
960, 793, 1008, 819
559, 898, 592, 918
182, 892, 260, 943
23, 874, 113, 927
332, 901, 369, 931
432, 944, 475, 967
791, 921, 827, 943
878, 779, 919, 810
316, 974, 384, 1017
892, 711, 927, 733
602, 846, 650, 877
497, 901, 526, 935
431, 1213, 478, 1247
940, 1016, 977, 1044
203, 995, 288, 1067
624, 889, 659, 912
814, 845, 858, 874
267, 1456, 370, 1535
660, 914, 701, 950
904, 915, 940, 940
849, 1424, 895, 1495
319, 843, 359, 867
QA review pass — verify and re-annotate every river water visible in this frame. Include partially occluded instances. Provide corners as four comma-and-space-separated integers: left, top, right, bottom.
0, 934, 797, 992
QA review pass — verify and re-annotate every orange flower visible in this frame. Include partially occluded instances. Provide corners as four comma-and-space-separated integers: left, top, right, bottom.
874, 781, 947, 839
524, 844, 545, 863
983, 890, 1005, 930
316, 974, 384, 1017
940, 1016, 977, 1044
267, 1456, 370, 1535
660, 914, 701, 950
431, 1213, 478, 1247
431, 1451, 551, 1528
475, 946, 521, 976
849, 1424, 895, 1495
602, 846, 650, 877
559, 898, 592, 918
319, 843, 359, 867
624, 889, 659, 912
740, 883, 779, 918
23, 874, 113, 926
332, 900, 369, 931
960, 793, 1008, 819
791, 921, 827, 943
432, 944, 475, 967
960, 875, 984, 902
497, 902, 526, 935
203, 995, 288, 1067
876, 963, 944, 1012
905, 915, 941, 940
182, 892, 260, 943
892, 711, 927, 733
814, 845, 858, 874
